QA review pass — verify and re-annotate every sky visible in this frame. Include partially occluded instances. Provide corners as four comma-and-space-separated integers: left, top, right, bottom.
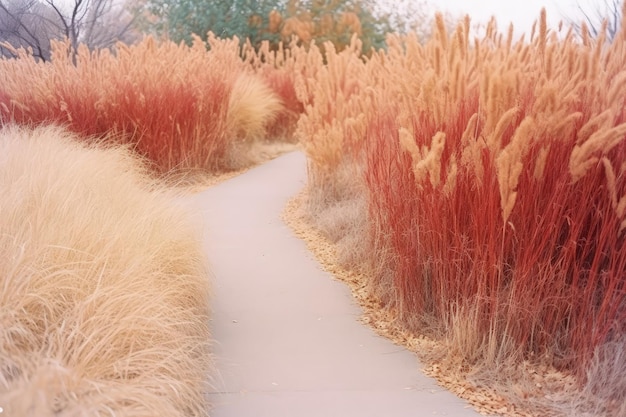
419, 0, 607, 38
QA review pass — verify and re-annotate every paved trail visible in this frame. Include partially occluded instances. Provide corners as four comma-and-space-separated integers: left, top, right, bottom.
190, 152, 481, 417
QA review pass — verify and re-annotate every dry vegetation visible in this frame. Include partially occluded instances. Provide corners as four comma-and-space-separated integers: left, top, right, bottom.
2, 4, 626, 416
0, 34, 296, 175
0, 125, 212, 416
0, 32, 311, 415
0, 34, 309, 416
295, 7, 626, 417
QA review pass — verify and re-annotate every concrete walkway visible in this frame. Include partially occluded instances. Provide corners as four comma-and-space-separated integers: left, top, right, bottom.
190, 152, 482, 417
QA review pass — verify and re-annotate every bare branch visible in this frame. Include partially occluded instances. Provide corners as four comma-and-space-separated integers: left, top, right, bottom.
0, 0, 50, 60
1, 0, 139, 61
562, 0, 622, 42
43, 0, 70, 37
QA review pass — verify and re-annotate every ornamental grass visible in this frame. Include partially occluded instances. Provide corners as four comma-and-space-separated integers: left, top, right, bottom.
0, 34, 287, 174
298, 8, 626, 416
0, 125, 212, 416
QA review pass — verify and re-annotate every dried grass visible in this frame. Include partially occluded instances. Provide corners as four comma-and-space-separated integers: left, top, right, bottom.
0, 34, 302, 175
221, 71, 288, 170
301, 160, 369, 270
296, 5, 626, 416
248, 41, 312, 141
227, 74, 283, 144
0, 125, 211, 416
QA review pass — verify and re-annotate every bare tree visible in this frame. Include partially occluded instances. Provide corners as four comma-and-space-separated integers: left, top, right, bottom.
0, 0, 138, 61
563, 0, 624, 41
0, 0, 61, 60
81, 0, 138, 49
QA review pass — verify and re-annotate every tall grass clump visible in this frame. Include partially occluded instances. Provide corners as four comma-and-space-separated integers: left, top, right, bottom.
0, 34, 286, 174
0, 125, 212, 416
227, 73, 283, 144
292, 36, 377, 268
299, 7, 626, 415
247, 39, 324, 141
222, 68, 287, 169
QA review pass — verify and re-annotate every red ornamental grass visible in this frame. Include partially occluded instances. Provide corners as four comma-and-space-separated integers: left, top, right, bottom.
294, 6, 626, 413
0, 36, 239, 173
361, 16, 626, 380
363, 95, 486, 326
261, 68, 304, 140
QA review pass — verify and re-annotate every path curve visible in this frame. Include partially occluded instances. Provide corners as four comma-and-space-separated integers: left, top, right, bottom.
190, 152, 482, 417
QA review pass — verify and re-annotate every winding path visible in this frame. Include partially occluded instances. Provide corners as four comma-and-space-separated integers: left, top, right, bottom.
190, 152, 482, 417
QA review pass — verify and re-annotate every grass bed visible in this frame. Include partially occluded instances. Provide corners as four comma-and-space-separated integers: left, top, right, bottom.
297, 8, 626, 417
0, 125, 212, 416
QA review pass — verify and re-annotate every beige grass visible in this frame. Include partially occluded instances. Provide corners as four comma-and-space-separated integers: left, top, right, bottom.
300, 160, 369, 271
224, 74, 285, 170
227, 74, 283, 143
0, 125, 212, 416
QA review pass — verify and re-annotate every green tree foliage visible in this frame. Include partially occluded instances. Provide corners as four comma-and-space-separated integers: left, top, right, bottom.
281, 0, 389, 52
136, 0, 283, 45
136, 0, 399, 54
562, 0, 623, 41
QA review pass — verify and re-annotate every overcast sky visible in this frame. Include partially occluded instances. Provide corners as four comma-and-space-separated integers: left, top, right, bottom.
421, 0, 608, 37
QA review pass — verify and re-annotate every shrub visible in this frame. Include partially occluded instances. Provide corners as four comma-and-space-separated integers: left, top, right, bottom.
0, 125, 211, 416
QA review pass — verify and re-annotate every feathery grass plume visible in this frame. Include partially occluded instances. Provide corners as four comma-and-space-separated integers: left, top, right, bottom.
226, 73, 283, 143
401, 130, 446, 189
569, 123, 626, 182
299, 4, 626, 415
295, 35, 369, 191
538, 8, 547, 59
249, 40, 311, 140
495, 116, 535, 223
0, 35, 248, 173
0, 125, 212, 416
532, 145, 550, 180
